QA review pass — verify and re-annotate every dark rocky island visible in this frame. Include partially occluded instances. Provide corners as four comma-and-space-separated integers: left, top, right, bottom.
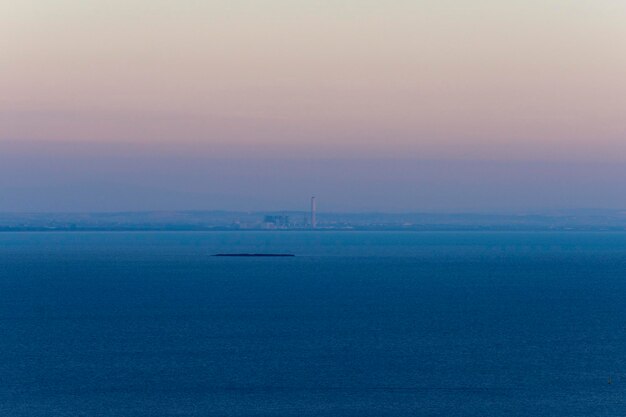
213, 253, 295, 257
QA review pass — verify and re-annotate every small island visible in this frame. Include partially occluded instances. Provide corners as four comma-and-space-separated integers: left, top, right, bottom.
213, 253, 295, 257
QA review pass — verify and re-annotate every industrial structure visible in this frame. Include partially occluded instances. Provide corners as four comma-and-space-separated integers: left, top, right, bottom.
263, 215, 290, 228
311, 196, 317, 229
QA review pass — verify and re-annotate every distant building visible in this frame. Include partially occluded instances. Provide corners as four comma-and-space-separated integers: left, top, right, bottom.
263, 215, 290, 228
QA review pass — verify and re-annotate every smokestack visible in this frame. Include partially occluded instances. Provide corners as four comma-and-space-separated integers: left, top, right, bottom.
311, 196, 316, 229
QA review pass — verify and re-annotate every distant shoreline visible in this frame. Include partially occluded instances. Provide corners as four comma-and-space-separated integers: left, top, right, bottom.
1, 228, 626, 233
2, 210, 625, 233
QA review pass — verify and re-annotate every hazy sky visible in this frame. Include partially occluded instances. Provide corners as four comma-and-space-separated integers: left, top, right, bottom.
2, 141, 626, 213
2, 1, 626, 211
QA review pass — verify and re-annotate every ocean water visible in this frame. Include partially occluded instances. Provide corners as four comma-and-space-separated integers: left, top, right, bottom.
1, 231, 626, 416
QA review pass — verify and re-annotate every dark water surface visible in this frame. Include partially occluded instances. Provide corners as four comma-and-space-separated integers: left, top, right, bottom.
1, 232, 626, 416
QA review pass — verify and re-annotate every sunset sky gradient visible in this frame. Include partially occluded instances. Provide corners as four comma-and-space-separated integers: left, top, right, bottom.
2, 1, 626, 211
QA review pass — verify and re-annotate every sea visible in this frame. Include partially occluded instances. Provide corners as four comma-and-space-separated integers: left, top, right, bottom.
1, 231, 625, 416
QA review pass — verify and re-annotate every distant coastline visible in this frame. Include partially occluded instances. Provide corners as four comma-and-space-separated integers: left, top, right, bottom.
2, 226, 626, 232
1, 209, 626, 232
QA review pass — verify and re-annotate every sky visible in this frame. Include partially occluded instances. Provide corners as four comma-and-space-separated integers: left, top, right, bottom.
1, 1, 626, 212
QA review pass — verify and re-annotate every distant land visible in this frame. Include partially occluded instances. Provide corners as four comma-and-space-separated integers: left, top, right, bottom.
1, 210, 626, 232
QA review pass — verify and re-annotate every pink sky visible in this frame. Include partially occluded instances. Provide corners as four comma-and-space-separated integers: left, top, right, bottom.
2, 0, 626, 160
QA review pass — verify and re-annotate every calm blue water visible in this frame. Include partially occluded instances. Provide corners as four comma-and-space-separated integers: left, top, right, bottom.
1, 231, 626, 416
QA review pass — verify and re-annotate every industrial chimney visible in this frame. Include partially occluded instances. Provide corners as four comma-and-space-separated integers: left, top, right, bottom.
311, 196, 317, 229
